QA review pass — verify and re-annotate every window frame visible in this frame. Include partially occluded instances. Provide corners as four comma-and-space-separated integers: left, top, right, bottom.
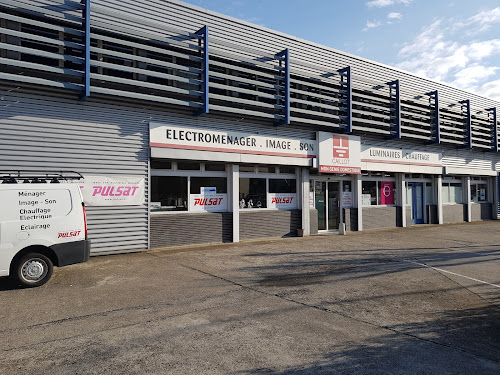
151, 161, 228, 214
361, 172, 397, 207
239, 165, 298, 211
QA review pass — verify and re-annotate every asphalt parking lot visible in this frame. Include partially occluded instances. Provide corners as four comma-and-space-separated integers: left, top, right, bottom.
1, 222, 499, 374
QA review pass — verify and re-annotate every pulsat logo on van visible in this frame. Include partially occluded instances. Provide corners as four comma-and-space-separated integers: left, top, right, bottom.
92, 186, 140, 197
58, 230, 81, 238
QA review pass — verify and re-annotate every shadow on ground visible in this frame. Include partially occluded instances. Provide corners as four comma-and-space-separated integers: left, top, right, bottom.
238, 305, 500, 374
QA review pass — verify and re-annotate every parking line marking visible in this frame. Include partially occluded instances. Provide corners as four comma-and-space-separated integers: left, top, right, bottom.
403, 260, 500, 289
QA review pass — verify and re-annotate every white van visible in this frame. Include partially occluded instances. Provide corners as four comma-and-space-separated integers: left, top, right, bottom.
0, 173, 90, 287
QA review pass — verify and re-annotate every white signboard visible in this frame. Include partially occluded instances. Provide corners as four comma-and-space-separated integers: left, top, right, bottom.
150, 123, 317, 159
268, 193, 297, 210
189, 186, 228, 212
361, 146, 442, 166
362, 194, 372, 206
74, 176, 145, 206
342, 192, 353, 208
317, 132, 361, 174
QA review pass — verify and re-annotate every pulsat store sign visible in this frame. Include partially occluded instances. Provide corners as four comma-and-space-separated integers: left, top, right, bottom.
150, 123, 316, 159
317, 132, 361, 174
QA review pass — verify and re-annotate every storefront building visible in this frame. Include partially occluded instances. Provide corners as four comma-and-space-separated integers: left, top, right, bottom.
1, 0, 499, 254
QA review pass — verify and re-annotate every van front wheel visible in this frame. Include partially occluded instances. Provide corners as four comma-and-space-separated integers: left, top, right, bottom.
15, 253, 54, 287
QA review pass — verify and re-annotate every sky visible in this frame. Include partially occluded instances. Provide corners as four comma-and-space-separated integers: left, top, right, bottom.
180, 0, 500, 102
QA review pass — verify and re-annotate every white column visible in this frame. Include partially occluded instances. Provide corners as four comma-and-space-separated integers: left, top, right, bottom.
492, 176, 498, 220
465, 176, 471, 222
437, 175, 443, 224
301, 168, 310, 236
229, 164, 240, 242
355, 173, 363, 231
400, 174, 406, 227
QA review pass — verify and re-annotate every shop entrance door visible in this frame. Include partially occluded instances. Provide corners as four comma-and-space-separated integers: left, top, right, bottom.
409, 182, 424, 224
314, 181, 340, 231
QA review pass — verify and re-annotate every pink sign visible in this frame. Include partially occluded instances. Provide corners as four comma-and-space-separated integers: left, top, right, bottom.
380, 182, 394, 205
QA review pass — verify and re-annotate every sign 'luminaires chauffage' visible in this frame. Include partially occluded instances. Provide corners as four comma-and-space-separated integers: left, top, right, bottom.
150, 123, 317, 159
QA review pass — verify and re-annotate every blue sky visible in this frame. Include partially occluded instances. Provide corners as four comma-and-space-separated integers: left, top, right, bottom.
181, 0, 500, 101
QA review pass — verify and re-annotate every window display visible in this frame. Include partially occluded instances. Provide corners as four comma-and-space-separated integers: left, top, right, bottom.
442, 182, 463, 204
239, 178, 266, 208
470, 180, 487, 202
151, 176, 188, 211
362, 181, 397, 206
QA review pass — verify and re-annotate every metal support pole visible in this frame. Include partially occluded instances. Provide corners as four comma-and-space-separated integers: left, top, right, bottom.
460, 100, 472, 149
80, 0, 90, 100
426, 90, 440, 144
195, 26, 209, 115
301, 168, 310, 236
437, 175, 443, 224
337, 66, 352, 133
387, 80, 401, 139
230, 164, 239, 242
355, 174, 363, 231
399, 173, 406, 227
276, 49, 290, 125
465, 176, 472, 222
487, 107, 498, 152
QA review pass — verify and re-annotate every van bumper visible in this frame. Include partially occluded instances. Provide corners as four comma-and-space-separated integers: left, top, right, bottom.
50, 239, 91, 267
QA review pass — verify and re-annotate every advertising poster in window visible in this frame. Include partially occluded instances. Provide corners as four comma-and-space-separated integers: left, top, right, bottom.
189, 187, 228, 212
71, 176, 145, 206
318, 132, 361, 174
268, 193, 297, 210
380, 181, 394, 205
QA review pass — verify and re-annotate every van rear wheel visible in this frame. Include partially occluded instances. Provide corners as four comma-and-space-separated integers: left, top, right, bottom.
15, 253, 54, 287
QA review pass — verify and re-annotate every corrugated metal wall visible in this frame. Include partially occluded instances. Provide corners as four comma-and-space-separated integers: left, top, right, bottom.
150, 213, 232, 248
94, 0, 500, 110
0, 91, 149, 254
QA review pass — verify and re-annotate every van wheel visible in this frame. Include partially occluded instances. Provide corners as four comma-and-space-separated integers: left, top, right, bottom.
15, 253, 54, 287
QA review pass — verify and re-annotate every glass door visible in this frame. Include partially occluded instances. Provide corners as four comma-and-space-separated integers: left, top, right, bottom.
409, 182, 424, 224
328, 182, 340, 230
315, 181, 326, 230
314, 181, 340, 231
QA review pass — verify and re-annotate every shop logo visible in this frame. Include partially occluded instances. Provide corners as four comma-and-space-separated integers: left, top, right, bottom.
332, 135, 349, 159
92, 186, 140, 197
383, 185, 391, 197
271, 196, 294, 204
58, 230, 81, 238
194, 197, 224, 206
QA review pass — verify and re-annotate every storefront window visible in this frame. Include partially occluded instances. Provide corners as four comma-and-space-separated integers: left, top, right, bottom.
177, 162, 200, 170
269, 179, 296, 193
425, 183, 433, 205
362, 181, 396, 206
150, 160, 172, 169
362, 181, 377, 205
258, 166, 276, 173
151, 176, 188, 211
471, 181, 487, 202
442, 182, 463, 204
239, 165, 255, 173
190, 177, 227, 194
205, 163, 226, 172
240, 178, 266, 209
280, 166, 296, 174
